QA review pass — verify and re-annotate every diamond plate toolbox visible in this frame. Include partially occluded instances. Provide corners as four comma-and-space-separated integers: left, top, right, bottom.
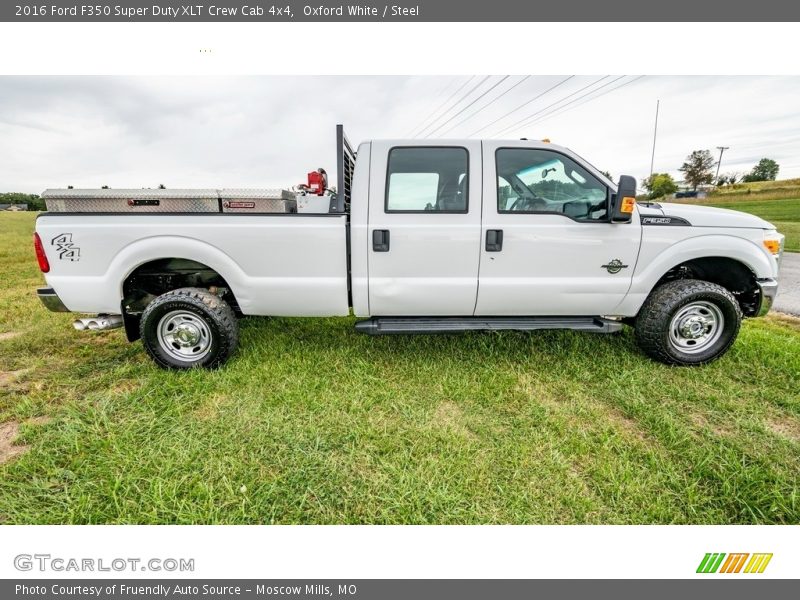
42, 189, 221, 213
42, 188, 298, 213
220, 189, 297, 213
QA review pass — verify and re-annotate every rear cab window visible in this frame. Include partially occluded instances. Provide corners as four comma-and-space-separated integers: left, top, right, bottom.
386, 147, 469, 213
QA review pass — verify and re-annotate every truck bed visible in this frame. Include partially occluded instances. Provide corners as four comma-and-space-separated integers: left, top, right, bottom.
36, 212, 350, 317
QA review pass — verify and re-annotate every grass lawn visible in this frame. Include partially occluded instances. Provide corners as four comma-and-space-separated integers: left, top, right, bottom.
1, 212, 799, 524
671, 183, 800, 252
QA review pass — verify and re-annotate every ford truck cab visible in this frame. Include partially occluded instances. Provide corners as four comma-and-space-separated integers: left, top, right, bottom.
34, 126, 784, 368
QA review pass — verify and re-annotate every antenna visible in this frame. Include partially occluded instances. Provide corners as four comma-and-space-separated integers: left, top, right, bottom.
649, 99, 660, 176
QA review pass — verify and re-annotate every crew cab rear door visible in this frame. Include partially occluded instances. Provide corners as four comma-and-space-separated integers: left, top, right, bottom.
475, 141, 642, 315
367, 140, 482, 316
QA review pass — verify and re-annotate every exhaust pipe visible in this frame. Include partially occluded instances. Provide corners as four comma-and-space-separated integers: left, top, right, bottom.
73, 318, 93, 331
73, 315, 124, 332
88, 315, 123, 330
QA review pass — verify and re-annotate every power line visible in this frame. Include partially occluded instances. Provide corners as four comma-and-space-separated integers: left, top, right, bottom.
406, 75, 466, 137
416, 75, 490, 138
437, 76, 532, 138
406, 76, 474, 138
492, 76, 613, 137
466, 75, 574, 138
524, 75, 646, 129
424, 75, 511, 138
402, 76, 460, 137
517, 75, 625, 130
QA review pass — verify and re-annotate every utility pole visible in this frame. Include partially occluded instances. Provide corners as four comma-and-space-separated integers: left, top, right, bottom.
649, 99, 659, 177
715, 146, 729, 185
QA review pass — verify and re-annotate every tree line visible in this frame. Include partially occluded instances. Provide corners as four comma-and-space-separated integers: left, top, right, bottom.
0, 192, 46, 211
643, 151, 780, 200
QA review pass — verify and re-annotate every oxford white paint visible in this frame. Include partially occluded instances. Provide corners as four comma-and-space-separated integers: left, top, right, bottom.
35, 140, 781, 321
365, 139, 483, 316
475, 140, 643, 316
614, 228, 780, 316
37, 214, 349, 316
349, 141, 372, 318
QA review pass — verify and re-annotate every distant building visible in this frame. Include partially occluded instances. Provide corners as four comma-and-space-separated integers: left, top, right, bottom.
0, 203, 28, 211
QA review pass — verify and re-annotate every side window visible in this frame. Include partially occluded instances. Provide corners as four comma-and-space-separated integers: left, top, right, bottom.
496, 148, 608, 221
386, 147, 468, 213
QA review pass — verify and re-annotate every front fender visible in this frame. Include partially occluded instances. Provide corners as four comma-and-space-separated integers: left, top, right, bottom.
615, 232, 777, 316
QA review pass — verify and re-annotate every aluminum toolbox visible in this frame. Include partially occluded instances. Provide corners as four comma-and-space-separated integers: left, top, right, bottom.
42, 189, 220, 213
219, 189, 297, 213
42, 188, 299, 214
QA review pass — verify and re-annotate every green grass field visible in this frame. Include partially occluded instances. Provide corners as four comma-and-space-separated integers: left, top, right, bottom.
1, 212, 799, 524
671, 180, 800, 252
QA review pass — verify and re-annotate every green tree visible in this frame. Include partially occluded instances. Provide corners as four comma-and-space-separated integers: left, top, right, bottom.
742, 158, 780, 182
0, 192, 45, 211
679, 150, 715, 191
717, 172, 741, 186
642, 172, 678, 199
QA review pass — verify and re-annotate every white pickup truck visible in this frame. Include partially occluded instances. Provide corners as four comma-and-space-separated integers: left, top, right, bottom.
34, 126, 784, 369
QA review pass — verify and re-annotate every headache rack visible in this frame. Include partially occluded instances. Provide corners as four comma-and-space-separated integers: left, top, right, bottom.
329, 124, 356, 214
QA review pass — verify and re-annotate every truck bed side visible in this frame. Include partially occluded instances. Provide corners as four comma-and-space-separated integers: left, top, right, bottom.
35, 213, 350, 317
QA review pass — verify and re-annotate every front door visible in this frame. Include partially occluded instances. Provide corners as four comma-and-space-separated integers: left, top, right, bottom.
475, 141, 642, 316
367, 141, 483, 316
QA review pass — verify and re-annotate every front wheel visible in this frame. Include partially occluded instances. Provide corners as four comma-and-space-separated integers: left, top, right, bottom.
140, 287, 239, 369
634, 279, 742, 366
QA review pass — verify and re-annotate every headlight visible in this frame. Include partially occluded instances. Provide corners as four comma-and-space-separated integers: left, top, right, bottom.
763, 230, 785, 265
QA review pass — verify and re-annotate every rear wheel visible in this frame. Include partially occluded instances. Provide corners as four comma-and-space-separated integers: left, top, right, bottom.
140, 287, 239, 369
634, 279, 741, 366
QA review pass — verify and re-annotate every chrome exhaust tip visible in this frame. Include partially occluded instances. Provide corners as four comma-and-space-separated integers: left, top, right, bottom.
74, 315, 123, 332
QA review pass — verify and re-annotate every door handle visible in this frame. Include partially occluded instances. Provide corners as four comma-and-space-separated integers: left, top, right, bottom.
486, 229, 503, 252
373, 229, 390, 252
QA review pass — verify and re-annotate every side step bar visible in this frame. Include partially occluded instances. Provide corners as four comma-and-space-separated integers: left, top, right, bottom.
354, 316, 623, 335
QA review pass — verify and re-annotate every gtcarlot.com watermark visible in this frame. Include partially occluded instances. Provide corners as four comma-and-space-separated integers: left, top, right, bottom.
14, 554, 195, 572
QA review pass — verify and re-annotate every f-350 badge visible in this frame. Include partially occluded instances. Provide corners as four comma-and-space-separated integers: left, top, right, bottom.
601, 258, 628, 274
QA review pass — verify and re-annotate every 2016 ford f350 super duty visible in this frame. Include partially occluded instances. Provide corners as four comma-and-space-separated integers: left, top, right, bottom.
34, 126, 784, 369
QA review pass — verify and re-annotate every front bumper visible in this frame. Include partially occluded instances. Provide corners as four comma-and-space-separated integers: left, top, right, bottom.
756, 278, 779, 317
37, 287, 69, 312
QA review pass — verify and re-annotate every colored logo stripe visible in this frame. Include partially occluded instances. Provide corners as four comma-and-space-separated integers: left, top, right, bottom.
719, 553, 749, 573
697, 553, 772, 574
697, 553, 726, 573
744, 553, 773, 574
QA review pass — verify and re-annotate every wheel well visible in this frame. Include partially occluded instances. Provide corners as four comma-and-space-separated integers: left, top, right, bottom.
654, 256, 760, 316
122, 258, 240, 316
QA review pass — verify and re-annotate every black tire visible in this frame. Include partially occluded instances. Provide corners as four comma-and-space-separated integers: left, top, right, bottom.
139, 287, 239, 369
634, 279, 742, 366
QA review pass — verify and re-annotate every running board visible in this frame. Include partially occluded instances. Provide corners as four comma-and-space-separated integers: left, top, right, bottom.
354, 316, 623, 335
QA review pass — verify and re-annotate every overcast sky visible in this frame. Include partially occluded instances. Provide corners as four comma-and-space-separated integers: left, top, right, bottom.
1, 75, 799, 193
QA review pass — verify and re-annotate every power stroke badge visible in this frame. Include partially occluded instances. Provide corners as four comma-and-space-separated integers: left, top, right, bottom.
51, 233, 80, 261
601, 258, 628, 274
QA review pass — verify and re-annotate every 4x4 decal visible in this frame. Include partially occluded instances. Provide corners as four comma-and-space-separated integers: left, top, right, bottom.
51, 233, 80, 261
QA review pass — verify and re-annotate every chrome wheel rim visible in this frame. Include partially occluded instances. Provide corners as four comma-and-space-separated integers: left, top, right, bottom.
668, 301, 724, 354
156, 310, 212, 362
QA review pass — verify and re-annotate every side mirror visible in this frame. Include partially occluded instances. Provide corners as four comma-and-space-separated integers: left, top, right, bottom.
611, 175, 637, 223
